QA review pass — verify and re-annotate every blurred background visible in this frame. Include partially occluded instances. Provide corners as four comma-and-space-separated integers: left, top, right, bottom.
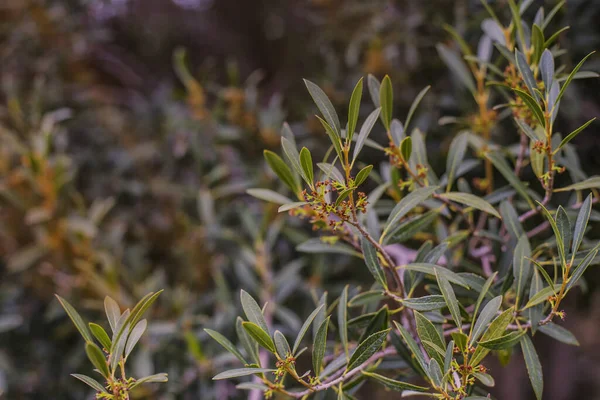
1, 0, 599, 399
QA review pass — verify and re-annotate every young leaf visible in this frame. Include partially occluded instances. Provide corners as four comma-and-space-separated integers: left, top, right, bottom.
404, 85, 431, 132
352, 108, 381, 163
438, 192, 501, 219
89, 323, 112, 350
513, 235, 532, 308
513, 88, 545, 127
355, 165, 373, 187
104, 296, 120, 334
85, 342, 109, 378
313, 317, 330, 376
299, 147, 314, 186
346, 329, 390, 371
523, 284, 563, 309
263, 150, 299, 193
470, 308, 514, 366
521, 335, 543, 400
338, 286, 349, 357
242, 322, 276, 353
436, 270, 462, 330
572, 194, 592, 254
390, 119, 405, 146
240, 290, 269, 334
55, 295, 93, 343
470, 296, 502, 345
71, 374, 108, 393
379, 75, 394, 130
362, 371, 429, 392
213, 368, 275, 380
414, 311, 445, 365
400, 136, 412, 162
361, 237, 387, 288
293, 304, 325, 354
316, 116, 344, 161
274, 330, 292, 358
205, 328, 247, 363
111, 323, 129, 372
347, 78, 363, 142
304, 79, 341, 135
367, 74, 381, 107
445, 132, 468, 191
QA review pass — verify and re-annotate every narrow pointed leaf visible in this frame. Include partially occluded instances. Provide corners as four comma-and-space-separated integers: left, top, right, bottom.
415, 311, 445, 365
479, 330, 526, 350
213, 368, 275, 380
513, 235, 532, 308
274, 330, 292, 358
347, 78, 363, 142
401, 295, 446, 312
205, 328, 247, 363
104, 296, 120, 334
313, 317, 330, 375
538, 322, 579, 346
439, 192, 501, 218
299, 147, 314, 185
556, 51, 596, 104
445, 132, 468, 191
338, 286, 349, 357
362, 371, 429, 392
352, 108, 381, 162
436, 270, 462, 330
293, 304, 325, 354
89, 323, 112, 350
55, 295, 93, 343
572, 194, 592, 254
379, 75, 393, 130
556, 118, 596, 152
264, 150, 299, 193
85, 342, 109, 378
71, 374, 108, 393
125, 319, 147, 358
470, 295, 502, 344
382, 186, 439, 240
304, 79, 341, 135
405, 85, 431, 132
240, 290, 269, 334
470, 308, 514, 366
346, 329, 390, 371
361, 238, 387, 288
521, 335, 543, 400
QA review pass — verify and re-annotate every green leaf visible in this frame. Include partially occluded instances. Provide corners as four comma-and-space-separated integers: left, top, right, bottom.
572, 194, 592, 254
555, 176, 600, 192
278, 202, 308, 213
55, 295, 93, 343
405, 85, 431, 132
400, 136, 412, 162
104, 296, 120, 334
537, 202, 566, 265
531, 24, 545, 65
129, 373, 168, 389
355, 165, 373, 187
240, 290, 269, 334
436, 44, 476, 95
428, 359, 443, 388
379, 75, 393, 130
292, 304, 324, 354
500, 201, 524, 240
317, 116, 344, 161
346, 329, 390, 371
361, 238, 387, 288
444, 340, 454, 372
403, 263, 470, 288
515, 50, 540, 101
349, 291, 385, 308
386, 209, 438, 244
513, 88, 545, 127
297, 238, 362, 258
236, 317, 259, 364
523, 284, 562, 309
515, 118, 544, 142
212, 368, 275, 380
347, 78, 363, 142
556, 51, 596, 105
479, 330, 526, 350
367, 74, 381, 107
473, 372, 495, 387
247, 188, 292, 205
513, 235, 532, 308
556, 118, 596, 152
538, 322, 579, 346
445, 132, 468, 191
362, 371, 429, 392
125, 319, 147, 358
486, 152, 534, 208
299, 147, 314, 186
401, 295, 446, 312
338, 286, 349, 357
436, 270, 462, 330
313, 317, 330, 376
540, 49, 555, 94
566, 248, 599, 292
530, 142, 545, 179
439, 192, 501, 219
274, 330, 292, 358
556, 206, 572, 251
85, 342, 109, 378
415, 311, 445, 365
111, 323, 129, 372
451, 332, 468, 352
470, 296, 502, 345
205, 328, 247, 363
394, 321, 428, 372
521, 335, 543, 400
470, 308, 514, 366
304, 79, 341, 135
281, 137, 304, 179
89, 323, 112, 350
318, 162, 345, 182
242, 322, 276, 353
71, 374, 108, 393
508, 0, 526, 50
381, 186, 439, 240
358, 306, 389, 344
352, 108, 381, 163
263, 150, 299, 193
